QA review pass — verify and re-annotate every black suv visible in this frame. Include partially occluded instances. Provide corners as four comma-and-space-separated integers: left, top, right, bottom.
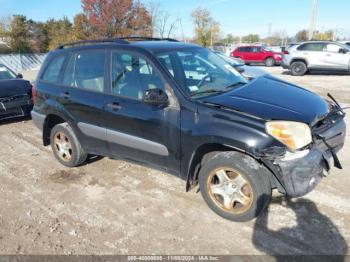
31, 38, 346, 221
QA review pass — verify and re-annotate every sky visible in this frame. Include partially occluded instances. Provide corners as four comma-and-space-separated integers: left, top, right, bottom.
1, 0, 350, 39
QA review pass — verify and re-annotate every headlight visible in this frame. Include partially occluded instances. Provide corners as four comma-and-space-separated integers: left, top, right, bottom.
265, 121, 312, 151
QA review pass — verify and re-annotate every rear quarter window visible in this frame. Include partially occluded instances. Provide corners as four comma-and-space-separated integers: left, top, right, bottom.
41, 55, 66, 84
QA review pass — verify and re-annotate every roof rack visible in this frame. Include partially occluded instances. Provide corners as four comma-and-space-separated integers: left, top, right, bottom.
56, 38, 129, 49
56, 36, 179, 50
120, 36, 179, 42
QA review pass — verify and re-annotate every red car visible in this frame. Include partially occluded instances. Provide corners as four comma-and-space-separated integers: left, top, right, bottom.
230, 45, 282, 66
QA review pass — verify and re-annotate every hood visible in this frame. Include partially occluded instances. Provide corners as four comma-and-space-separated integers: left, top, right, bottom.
201, 75, 329, 125
0, 79, 32, 98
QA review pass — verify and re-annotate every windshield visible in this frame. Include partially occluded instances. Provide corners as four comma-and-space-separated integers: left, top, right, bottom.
262, 46, 274, 52
156, 48, 248, 98
0, 65, 16, 80
338, 42, 350, 50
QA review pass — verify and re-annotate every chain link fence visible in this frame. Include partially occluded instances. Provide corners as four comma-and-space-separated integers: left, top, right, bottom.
0, 53, 47, 73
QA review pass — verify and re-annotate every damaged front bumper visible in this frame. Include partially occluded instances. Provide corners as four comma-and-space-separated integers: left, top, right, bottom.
0, 94, 33, 120
270, 116, 346, 198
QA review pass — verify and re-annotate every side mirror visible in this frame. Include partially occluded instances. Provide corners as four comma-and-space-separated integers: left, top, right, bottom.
17, 73, 23, 79
142, 88, 169, 106
339, 48, 348, 54
234, 66, 245, 73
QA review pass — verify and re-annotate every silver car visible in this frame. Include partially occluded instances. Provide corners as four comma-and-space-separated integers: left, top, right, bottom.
282, 41, 350, 76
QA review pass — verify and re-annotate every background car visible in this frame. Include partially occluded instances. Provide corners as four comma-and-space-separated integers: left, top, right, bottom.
339, 40, 350, 47
213, 51, 268, 78
282, 41, 350, 76
0, 64, 33, 120
230, 45, 283, 66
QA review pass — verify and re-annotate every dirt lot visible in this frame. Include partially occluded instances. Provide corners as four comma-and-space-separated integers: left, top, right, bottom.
0, 68, 349, 256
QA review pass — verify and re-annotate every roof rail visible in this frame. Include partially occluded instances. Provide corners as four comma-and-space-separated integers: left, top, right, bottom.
120, 37, 179, 42
56, 38, 129, 49
56, 36, 180, 50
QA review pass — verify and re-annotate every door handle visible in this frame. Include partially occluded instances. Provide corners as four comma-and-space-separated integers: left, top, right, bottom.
106, 102, 122, 111
325, 54, 331, 57
60, 92, 70, 99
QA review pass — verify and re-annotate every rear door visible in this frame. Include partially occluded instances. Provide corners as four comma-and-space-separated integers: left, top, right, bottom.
297, 43, 326, 68
103, 49, 181, 174
60, 49, 110, 155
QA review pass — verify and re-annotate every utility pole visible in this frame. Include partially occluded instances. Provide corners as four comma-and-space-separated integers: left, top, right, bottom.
268, 23, 272, 45
308, 0, 318, 40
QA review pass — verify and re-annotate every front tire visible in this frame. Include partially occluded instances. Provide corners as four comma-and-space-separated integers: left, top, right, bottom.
290, 61, 307, 76
199, 152, 272, 222
50, 123, 87, 167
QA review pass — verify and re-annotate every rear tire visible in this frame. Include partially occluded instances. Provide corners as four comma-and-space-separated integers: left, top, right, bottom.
265, 57, 275, 67
290, 61, 307, 76
198, 151, 272, 222
50, 123, 87, 167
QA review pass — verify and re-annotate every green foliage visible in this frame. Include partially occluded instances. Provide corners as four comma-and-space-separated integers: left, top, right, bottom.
241, 34, 260, 43
44, 17, 74, 50
7, 15, 31, 53
224, 34, 239, 44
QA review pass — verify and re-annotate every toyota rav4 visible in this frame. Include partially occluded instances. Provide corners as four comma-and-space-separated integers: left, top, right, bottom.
31, 38, 346, 222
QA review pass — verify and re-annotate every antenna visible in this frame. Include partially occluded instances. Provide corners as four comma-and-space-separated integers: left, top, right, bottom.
308, 0, 318, 40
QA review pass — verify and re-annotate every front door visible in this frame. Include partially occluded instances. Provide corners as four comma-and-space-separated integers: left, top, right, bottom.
323, 43, 350, 70
103, 50, 181, 174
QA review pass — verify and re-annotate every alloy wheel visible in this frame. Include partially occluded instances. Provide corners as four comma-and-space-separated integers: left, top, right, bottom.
207, 167, 253, 214
53, 132, 72, 162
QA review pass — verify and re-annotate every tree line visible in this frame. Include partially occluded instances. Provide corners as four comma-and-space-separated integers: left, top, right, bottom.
0, 0, 155, 53
0, 1, 342, 54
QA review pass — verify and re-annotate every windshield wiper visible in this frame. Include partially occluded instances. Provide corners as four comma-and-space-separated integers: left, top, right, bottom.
190, 89, 224, 97
224, 81, 247, 90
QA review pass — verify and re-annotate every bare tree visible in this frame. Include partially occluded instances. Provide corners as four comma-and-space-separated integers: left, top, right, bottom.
147, 1, 179, 38
191, 7, 220, 47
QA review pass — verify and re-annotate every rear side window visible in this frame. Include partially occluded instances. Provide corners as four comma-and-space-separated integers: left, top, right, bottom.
63, 50, 106, 93
238, 47, 251, 52
41, 55, 66, 83
297, 43, 326, 51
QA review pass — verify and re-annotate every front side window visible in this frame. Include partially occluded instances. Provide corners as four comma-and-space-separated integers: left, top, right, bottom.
156, 48, 248, 98
111, 52, 165, 100
0, 65, 16, 80
326, 44, 341, 53
63, 51, 106, 93
252, 47, 260, 53
42, 55, 66, 83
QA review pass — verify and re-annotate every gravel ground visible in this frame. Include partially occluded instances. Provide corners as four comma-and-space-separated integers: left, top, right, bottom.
0, 67, 349, 256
